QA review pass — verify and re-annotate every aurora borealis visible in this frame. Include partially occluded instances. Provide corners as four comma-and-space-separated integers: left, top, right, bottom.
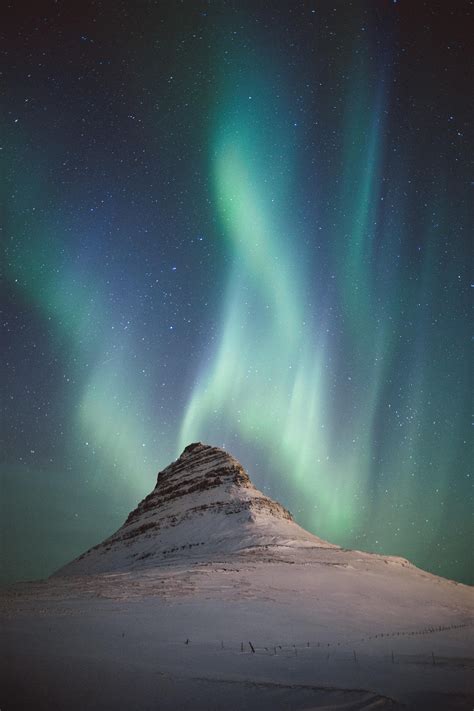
2, 2, 472, 584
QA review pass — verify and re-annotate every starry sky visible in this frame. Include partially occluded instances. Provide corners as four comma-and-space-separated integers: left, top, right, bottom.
1, 1, 472, 585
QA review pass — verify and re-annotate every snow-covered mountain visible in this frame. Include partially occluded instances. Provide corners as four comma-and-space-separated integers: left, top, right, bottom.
3, 443, 473, 710
56, 442, 337, 576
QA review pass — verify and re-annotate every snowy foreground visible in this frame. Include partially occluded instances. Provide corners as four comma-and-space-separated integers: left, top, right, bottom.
2, 547, 473, 710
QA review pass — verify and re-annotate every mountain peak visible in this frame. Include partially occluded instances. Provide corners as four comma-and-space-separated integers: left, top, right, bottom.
150, 441, 253, 503
182, 441, 208, 455
55, 443, 337, 577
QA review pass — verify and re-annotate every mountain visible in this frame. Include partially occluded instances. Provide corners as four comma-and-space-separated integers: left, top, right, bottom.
3, 443, 473, 710
55, 442, 337, 576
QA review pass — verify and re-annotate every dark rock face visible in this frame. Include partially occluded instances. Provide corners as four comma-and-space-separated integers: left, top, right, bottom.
126, 442, 292, 527
54, 442, 334, 576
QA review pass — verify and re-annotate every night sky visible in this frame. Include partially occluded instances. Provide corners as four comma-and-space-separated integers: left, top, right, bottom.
2, 1, 472, 586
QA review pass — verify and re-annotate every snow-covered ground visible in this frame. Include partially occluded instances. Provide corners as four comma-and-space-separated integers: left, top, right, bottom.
2, 550, 473, 710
